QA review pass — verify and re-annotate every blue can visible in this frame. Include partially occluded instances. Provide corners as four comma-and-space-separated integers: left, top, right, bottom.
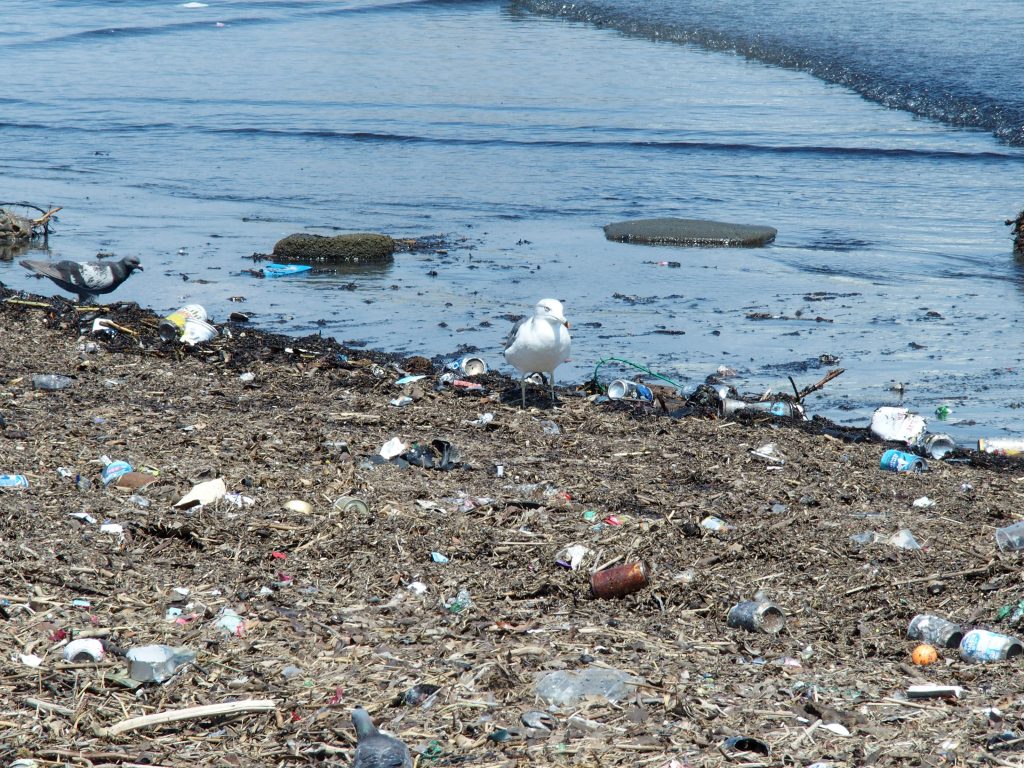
0, 474, 29, 488
101, 460, 133, 486
880, 449, 927, 472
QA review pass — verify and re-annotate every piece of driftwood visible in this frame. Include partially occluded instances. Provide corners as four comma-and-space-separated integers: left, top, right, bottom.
98, 699, 277, 737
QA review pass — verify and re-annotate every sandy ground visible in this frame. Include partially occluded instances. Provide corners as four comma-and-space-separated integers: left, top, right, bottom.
2, 289, 1024, 768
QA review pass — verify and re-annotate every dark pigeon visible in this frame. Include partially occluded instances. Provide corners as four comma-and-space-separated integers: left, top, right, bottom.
352, 708, 413, 768
19, 255, 143, 304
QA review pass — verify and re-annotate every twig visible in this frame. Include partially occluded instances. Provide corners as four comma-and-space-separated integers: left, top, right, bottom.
845, 564, 993, 596
25, 697, 76, 717
97, 698, 277, 737
797, 368, 845, 401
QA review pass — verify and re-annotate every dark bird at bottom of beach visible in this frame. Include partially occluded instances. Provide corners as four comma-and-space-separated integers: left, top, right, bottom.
19, 255, 143, 304
351, 707, 414, 768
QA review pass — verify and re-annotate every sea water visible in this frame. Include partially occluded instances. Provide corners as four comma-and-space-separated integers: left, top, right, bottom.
2, 0, 1023, 441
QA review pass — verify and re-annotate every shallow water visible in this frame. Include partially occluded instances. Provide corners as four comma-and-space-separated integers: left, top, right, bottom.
2, 0, 1023, 443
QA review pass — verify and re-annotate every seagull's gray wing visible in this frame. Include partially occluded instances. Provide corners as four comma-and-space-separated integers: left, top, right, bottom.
503, 316, 527, 353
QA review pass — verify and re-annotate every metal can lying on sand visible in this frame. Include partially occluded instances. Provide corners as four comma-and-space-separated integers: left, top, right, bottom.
880, 449, 928, 472
914, 433, 957, 460
959, 629, 1024, 662
590, 561, 650, 599
721, 398, 802, 418
333, 496, 369, 514
907, 614, 964, 649
158, 304, 208, 342
607, 380, 654, 401
727, 600, 786, 634
447, 356, 487, 377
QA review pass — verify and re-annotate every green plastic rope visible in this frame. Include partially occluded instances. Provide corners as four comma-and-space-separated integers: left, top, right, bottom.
591, 356, 684, 393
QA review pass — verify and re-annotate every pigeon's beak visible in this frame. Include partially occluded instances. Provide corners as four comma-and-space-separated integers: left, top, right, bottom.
136, 265, 144, 271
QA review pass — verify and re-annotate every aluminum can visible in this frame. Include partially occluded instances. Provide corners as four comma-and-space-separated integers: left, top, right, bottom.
914, 433, 957, 460
446, 356, 487, 377
721, 398, 801, 418
101, 460, 133, 486
726, 600, 786, 634
158, 304, 208, 342
607, 379, 654, 401
0, 474, 30, 489
333, 496, 369, 514
959, 629, 1024, 662
590, 561, 650, 599
978, 438, 1024, 456
907, 614, 964, 648
880, 449, 927, 472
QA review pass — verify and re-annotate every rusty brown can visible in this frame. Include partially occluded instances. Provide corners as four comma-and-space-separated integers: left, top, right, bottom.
590, 561, 650, 599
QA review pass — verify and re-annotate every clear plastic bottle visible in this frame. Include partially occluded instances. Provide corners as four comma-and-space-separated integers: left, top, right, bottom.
32, 374, 74, 391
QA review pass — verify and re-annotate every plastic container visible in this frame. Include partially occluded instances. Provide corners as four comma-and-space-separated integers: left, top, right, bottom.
447, 356, 487, 377
979, 438, 1024, 456
880, 449, 928, 472
907, 614, 964, 648
126, 644, 196, 682
607, 380, 654, 401
959, 629, 1024, 662
995, 521, 1024, 552
181, 318, 218, 346
63, 638, 105, 663
914, 433, 957, 460
590, 561, 650, 599
0, 474, 30, 489
32, 374, 74, 391
535, 666, 639, 706
726, 600, 786, 634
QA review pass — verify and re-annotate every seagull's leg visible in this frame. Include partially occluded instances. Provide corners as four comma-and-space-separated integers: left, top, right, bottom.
549, 371, 557, 404
520, 376, 527, 408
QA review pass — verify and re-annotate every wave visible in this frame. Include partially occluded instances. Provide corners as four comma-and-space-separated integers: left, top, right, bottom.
511, 0, 1024, 147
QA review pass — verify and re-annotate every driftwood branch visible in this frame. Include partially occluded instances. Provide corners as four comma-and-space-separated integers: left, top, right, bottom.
795, 368, 845, 401
98, 698, 277, 737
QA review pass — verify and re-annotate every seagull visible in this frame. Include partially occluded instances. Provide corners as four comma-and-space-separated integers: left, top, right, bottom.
19, 255, 143, 304
351, 708, 414, 768
503, 298, 571, 408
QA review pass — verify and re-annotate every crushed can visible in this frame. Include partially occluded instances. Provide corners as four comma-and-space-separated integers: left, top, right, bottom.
447, 356, 487, 377
907, 614, 964, 649
726, 600, 786, 634
606, 380, 654, 401
158, 304, 208, 342
959, 629, 1024, 662
978, 438, 1024, 456
333, 496, 369, 514
101, 460, 133, 486
590, 561, 650, 599
880, 449, 928, 472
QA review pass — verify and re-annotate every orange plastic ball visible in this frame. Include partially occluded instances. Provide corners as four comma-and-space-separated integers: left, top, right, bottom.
912, 643, 939, 665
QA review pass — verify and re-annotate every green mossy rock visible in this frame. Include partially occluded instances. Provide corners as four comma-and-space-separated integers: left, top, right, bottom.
272, 232, 396, 263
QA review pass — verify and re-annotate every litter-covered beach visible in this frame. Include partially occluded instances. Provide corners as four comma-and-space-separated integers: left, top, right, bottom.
3, 291, 1024, 767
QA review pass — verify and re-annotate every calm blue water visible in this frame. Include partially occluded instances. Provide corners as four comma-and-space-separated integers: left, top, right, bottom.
2, 0, 1023, 442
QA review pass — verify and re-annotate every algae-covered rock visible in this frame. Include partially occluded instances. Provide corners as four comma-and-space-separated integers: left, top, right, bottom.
272, 232, 396, 263
603, 217, 777, 248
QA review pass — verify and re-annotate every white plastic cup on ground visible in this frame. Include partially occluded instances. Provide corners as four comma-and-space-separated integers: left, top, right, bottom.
995, 521, 1024, 552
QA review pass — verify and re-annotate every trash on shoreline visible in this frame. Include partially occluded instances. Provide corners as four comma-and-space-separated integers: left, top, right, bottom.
979, 438, 1024, 456
880, 449, 928, 472
590, 561, 649, 598
535, 666, 641, 706
126, 644, 196, 683
173, 477, 227, 510
726, 600, 786, 633
446, 356, 487, 376
907, 614, 964, 648
995, 521, 1024, 552
607, 379, 653, 401
959, 629, 1024, 662
870, 406, 926, 444
0, 473, 30, 489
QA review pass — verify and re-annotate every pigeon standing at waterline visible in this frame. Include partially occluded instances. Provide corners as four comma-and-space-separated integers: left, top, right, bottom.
503, 298, 572, 408
351, 707, 414, 768
19, 255, 143, 304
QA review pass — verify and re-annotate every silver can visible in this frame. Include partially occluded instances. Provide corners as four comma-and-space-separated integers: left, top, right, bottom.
726, 600, 786, 634
607, 379, 654, 401
914, 433, 957, 459
959, 629, 1024, 662
721, 398, 802, 418
907, 614, 963, 649
447, 356, 487, 377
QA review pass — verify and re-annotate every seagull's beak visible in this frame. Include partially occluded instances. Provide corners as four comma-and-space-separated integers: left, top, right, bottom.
560, 318, 570, 329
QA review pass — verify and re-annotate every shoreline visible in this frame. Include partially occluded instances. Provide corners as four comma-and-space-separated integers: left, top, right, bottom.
2, 289, 1024, 766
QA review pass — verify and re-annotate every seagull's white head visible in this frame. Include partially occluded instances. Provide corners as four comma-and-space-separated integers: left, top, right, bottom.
535, 298, 569, 328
